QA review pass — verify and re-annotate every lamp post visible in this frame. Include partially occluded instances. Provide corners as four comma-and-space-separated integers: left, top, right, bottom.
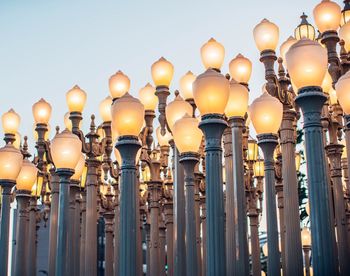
250, 90, 283, 276
193, 66, 229, 275
286, 37, 338, 275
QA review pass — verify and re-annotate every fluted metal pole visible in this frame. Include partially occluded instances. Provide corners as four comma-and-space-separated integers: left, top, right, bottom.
69, 183, 80, 276
295, 87, 338, 276
275, 180, 286, 275
199, 114, 227, 275
257, 133, 280, 276
248, 207, 261, 276
145, 222, 151, 276
164, 202, 174, 276
104, 214, 114, 276
28, 195, 38, 276
113, 184, 119, 276
194, 171, 203, 276
200, 194, 207, 276
80, 190, 87, 276
159, 217, 166, 275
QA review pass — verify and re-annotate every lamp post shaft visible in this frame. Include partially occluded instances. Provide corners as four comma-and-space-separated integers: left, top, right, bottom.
200, 195, 207, 276
74, 191, 81, 276
113, 188, 120, 276
194, 173, 202, 276
303, 247, 311, 276
104, 215, 114, 276
28, 196, 38, 276
199, 114, 227, 276
69, 184, 80, 276
80, 191, 87, 276
159, 220, 166, 275
344, 116, 350, 188
164, 202, 174, 276
249, 211, 261, 276
295, 88, 338, 276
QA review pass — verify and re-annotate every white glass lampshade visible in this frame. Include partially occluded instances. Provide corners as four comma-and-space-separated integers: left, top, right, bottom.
339, 21, 350, 52
313, 0, 341, 33
253, 19, 279, 52
139, 83, 158, 111
109, 71, 130, 99
229, 54, 252, 84
71, 153, 85, 181
279, 36, 297, 65
224, 79, 249, 118
32, 98, 52, 124
335, 70, 350, 114
156, 126, 173, 146
2, 109, 20, 135
301, 227, 312, 246
151, 57, 174, 87
179, 71, 197, 100
66, 85, 87, 113
322, 71, 333, 93
294, 13, 316, 40
16, 159, 38, 191
0, 144, 23, 181
99, 96, 113, 122
200, 38, 225, 70
165, 94, 193, 132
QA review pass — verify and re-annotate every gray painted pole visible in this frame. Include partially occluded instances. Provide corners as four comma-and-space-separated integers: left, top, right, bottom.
164, 202, 174, 276
116, 136, 141, 276
180, 152, 199, 276
280, 108, 304, 276
199, 114, 227, 275
257, 133, 280, 276
27, 195, 38, 276
275, 180, 286, 275
69, 183, 79, 276
84, 159, 100, 276
295, 87, 338, 276
223, 127, 236, 275
80, 191, 87, 276
48, 172, 59, 276
194, 172, 203, 276
159, 217, 166, 275
248, 210, 261, 276
200, 194, 207, 276
230, 117, 249, 275
74, 190, 81, 276
55, 168, 74, 276
14, 191, 30, 276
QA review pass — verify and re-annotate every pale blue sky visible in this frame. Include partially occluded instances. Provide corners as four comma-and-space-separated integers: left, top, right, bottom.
0, 0, 337, 147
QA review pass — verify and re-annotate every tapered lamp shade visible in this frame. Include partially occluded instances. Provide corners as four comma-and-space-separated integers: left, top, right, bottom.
151, 57, 174, 87
225, 79, 249, 118
66, 85, 87, 113
280, 36, 297, 65
253, 19, 279, 52
0, 144, 23, 181
285, 38, 328, 91
200, 38, 225, 70
51, 129, 82, 170
250, 90, 283, 135
322, 71, 333, 93
165, 94, 193, 132
16, 159, 38, 191
301, 227, 311, 246
99, 96, 113, 122
172, 114, 202, 154
139, 83, 158, 110
294, 13, 316, 40
13, 132, 21, 149
253, 159, 264, 177
2, 109, 20, 135
71, 153, 85, 181
229, 54, 252, 83
339, 22, 350, 52
335, 70, 350, 114
32, 98, 52, 124
109, 71, 130, 99
156, 126, 173, 146
193, 68, 230, 115
247, 139, 258, 161
313, 0, 341, 33
111, 93, 145, 136
179, 71, 196, 100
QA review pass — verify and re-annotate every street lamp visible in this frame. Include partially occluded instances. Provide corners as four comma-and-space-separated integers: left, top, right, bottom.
193, 67, 229, 275
294, 13, 316, 40
173, 114, 202, 276
229, 54, 252, 85
250, 90, 283, 276
301, 227, 312, 276
313, 0, 341, 34
200, 38, 225, 70
109, 70, 130, 99
2, 109, 21, 144
180, 71, 197, 114
286, 37, 337, 275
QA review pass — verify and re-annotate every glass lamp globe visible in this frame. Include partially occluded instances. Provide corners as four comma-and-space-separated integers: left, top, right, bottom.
51, 129, 82, 170
99, 96, 113, 122
247, 139, 258, 161
151, 57, 174, 87
294, 13, 316, 40
172, 114, 203, 154
165, 94, 193, 132
32, 98, 52, 124
313, 0, 341, 33
301, 227, 312, 246
253, 159, 265, 177
111, 93, 145, 136
156, 126, 173, 146
31, 175, 43, 197
285, 38, 328, 91
2, 109, 20, 135
109, 70, 130, 99
253, 19, 279, 52
335, 70, 350, 114
229, 54, 252, 84
0, 144, 23, 181
193, 68, 230, 116
200, 38, 225, 70
339, 21, 350, 52
280, 36, 297, 65
224, 79, 249, 118
16, 159, 38, 191
139, 83, 158, 111
322, 71, 333, 94
341, 1, 350, 26
71, 153, 85, 181
179, 71, 196, 100
295, 152, 302, 172
250, 90, 283, 135
66, 85, 87, 113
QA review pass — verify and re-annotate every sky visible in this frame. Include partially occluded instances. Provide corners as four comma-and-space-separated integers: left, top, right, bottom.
0, 0, 335, 148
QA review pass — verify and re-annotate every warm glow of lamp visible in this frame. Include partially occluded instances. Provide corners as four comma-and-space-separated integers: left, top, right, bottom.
335, 70, 350, 114
32, 98, 52, 124
156, 126, 173, 146
328, 88, 338, 105
31, 175, 43, 197
229, 54, 252, 84
139, 83, 158, 110
2, 109, 20, 135
339, 22, 350, 52
16, 159, 38, 191
313, 0, 341, 33
172, 114, 203, 153
200, 38, 225, 70
253, 159, 265, 177
109, 71, 130, 99
322, 71, 333, 94
193, 68, 230, 115
66, 85, 87, 113
99, 96, 113, 122
294, 13, 316, 40
179, 71, 197, 100
295, 152, 302, 172
111, 93, 145, 136
51, 129, 82, 170
341, 2, 350, 26
225, 79, 249, 118
250, 89, 283, 135
253, 19, 279, 52
285, 38, 328, 91
305, 201, 310, 215
280, 36, 297, 66
0, 144, 23, 181
151, 57, 174, 87
301, 227, 312, 246
165, 94, 193, 132
71, 153, 85, 181
247, 140, 259, 161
